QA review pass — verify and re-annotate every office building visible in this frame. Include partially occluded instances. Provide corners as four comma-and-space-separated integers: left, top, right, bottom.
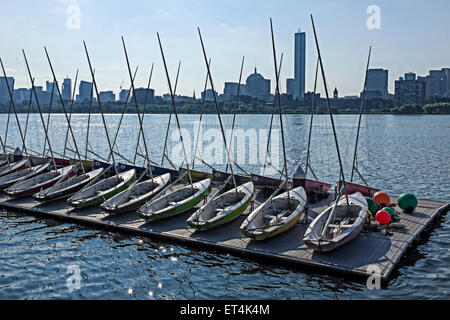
13, 88, 31, 104
132, 88, 155, 105
76, 81, 93, 103
99, 91, 116, 103
362, 68, 389, 99
395, 73, 425, 106
294, 30, 306, 100
62, 78, 72, 101
0, 76, 14, 104
119, 89, 130, 103
286, 78, 295, 97
201, 89, 218, 102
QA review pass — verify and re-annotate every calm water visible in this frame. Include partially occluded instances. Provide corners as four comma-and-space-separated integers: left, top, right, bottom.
0, 114, 449, 299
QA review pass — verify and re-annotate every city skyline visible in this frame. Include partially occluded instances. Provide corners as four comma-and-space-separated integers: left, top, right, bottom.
0, 1, 449, 98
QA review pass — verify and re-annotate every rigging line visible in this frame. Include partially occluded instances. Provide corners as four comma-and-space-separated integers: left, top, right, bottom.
84, 69, 95, 160
305, 56, 320, 178
351, 46, 372, 183
226, 56, 246, 175
310, 15, 348, 204
133, 62, 155, 165
192, 58, 211, 169
83, 41, 119, 175
269, 19, 290, 194
197, 27, 237, 191
44, 47, 86, 173
0, 57, 30, 159
263, 53, 283, 176
157, 32, 193, 186
161, 60, 181, 169
63, 69, 79, 158
108, 66, 138, 163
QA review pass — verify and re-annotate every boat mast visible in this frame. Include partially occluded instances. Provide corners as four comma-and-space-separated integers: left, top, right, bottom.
42, 82, 55, 155
226, 56, 249, 175
310, 15, 348, 202
21, 50, 57, 169
0, 57, 30, 159
23, 78, 35, 145
350, 46, 372, 183
157, 32, 193, 186
63, 69, 79, 158
108, 66, 138, 164
84, 69, 95, 160
44, 48, 86, 173
161, 60, 181, 169
192, 59, 211, 169
305, 57, 320, 180
269, 19, 290, 197
197, 27, 237, 191
133, 62, 154, 165
83, 41, 119, 175
262, 54, 283, 176
121, 36, 154, 181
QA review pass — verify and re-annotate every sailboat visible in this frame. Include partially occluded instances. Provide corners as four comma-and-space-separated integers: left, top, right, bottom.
5, 165, 77, 198
304, 192, 368, 251
100, 37, 171, 215
0, 162, 51, 190
67, 41, 138, 209
292, 57, 331, 201
187, 38, 255, 231
240, 19, 307, 240
303, 15, 368, 252
137, 32, 212, 221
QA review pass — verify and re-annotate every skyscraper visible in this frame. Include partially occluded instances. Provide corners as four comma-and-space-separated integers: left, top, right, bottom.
294, 30, 306, 100
62, 78, 72, 101
76, 81, 93, 103
0, 76, 14, 104
363, 69, 389, 99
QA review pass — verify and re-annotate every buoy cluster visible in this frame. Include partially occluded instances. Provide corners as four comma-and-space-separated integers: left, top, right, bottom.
365, 192, 418, 226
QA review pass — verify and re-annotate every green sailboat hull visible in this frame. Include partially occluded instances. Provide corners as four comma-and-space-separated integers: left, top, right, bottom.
68, 175, 136, 209
138, 186, 211, 222
188, 197, 251, 231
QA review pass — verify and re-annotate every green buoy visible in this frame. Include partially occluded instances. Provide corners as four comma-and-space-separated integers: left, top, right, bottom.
382, 206, 396, 217
365, 196, 378, 215
398, 193, 418, 214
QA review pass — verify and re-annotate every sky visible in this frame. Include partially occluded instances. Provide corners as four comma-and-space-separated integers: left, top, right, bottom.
1, 0, 449, 97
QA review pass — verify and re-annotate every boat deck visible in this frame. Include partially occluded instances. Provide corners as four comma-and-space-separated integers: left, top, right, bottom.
0, 189, 448, 282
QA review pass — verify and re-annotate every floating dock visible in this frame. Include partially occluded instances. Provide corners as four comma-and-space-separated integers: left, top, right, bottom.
0, 190, 448, 282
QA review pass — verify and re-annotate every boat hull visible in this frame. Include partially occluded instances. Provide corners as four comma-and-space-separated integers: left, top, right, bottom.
188, 197, 251, 231
138, 183, 211, 222
67, 174, 136, 209
337, 180, 379, 197
6, 170, 76, 199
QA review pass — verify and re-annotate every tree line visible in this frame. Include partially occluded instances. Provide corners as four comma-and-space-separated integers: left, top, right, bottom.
0, 101, 449, 114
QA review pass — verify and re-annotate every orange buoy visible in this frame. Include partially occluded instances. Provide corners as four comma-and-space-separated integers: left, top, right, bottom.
372, 192, 390, 207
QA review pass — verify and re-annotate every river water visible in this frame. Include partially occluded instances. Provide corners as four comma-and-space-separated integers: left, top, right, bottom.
0, 114, 448, 299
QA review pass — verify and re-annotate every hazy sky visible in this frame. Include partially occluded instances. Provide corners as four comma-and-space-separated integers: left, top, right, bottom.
1, 0, 449, 97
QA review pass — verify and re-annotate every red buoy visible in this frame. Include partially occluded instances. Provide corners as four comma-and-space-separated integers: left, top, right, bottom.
373, 192, 390, 207
375, 210, 391, 225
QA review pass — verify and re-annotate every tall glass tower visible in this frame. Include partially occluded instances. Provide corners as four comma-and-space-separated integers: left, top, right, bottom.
294, 30, 306, 100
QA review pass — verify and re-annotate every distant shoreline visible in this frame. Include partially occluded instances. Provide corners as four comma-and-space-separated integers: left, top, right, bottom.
1, 102, 449, 115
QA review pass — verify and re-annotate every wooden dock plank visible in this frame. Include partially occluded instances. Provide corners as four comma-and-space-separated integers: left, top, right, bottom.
0, 192, 448, 281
